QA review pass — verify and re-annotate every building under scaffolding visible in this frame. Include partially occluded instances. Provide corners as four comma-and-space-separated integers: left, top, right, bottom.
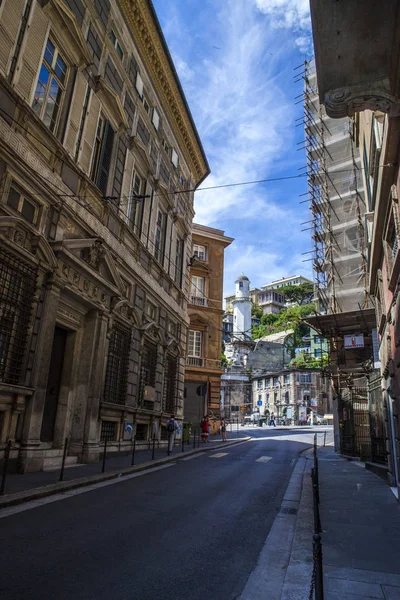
299, 61, 386, 465
301, 62, 368, 314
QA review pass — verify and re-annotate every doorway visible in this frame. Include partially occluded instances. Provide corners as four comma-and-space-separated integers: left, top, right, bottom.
40, 327, 67, 443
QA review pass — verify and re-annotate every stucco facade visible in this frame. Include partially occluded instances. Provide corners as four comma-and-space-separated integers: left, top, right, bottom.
0, 0, 209, 472
184, 224, 232, 430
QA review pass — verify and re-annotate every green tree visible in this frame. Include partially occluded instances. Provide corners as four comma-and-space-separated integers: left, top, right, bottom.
251, 303, 263, 319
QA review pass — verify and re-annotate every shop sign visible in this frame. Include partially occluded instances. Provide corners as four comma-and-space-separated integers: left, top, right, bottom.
344, 334, 364, 349
299, 406, 307, 422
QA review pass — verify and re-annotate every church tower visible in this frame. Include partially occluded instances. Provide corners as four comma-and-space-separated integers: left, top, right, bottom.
232, 274, 252, 340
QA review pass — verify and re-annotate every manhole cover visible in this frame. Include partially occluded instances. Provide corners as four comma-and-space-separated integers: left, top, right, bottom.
280, 507, 298, 515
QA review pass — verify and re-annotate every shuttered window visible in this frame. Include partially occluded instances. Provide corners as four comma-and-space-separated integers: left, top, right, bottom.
174, 237, 184, 287
154, 209, 167, 264
32, 39, 67, 133
90, 115, 115, 195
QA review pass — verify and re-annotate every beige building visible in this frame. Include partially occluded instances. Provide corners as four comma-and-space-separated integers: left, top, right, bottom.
184, 224, 233, 430
0, 0, 209, 472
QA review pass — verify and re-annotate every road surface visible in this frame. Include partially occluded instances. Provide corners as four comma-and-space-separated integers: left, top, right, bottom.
0, 427, 329, 600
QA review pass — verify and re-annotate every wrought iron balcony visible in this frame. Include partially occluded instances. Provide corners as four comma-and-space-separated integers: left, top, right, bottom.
189, 295, 208, 307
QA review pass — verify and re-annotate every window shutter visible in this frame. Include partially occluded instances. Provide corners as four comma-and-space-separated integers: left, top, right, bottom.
96, 120, 115, 194
152, 108, 160, 130
14, 3, 49, 102
135, 72, 143, 97
120, 149, 134, 217
64, 71, 87, 157
0, 0, 25, 77
78, 92, 100, 175
171, 148, 179, 168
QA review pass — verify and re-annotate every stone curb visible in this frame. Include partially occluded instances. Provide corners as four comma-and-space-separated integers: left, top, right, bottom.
0, 437, 251, 510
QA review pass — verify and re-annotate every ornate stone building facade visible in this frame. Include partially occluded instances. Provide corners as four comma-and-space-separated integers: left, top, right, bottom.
0, 0, 209, 471
184, 224, 233, 431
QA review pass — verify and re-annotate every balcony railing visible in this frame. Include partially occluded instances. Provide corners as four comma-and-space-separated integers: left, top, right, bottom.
186, 357, 222, 369
189, 295, 208, 307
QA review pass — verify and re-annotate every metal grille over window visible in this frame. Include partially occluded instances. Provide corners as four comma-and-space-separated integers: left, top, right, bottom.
164, 354, 178, 413
0, 248, 37, 385
100, 420, 117, 442
138, 341, 157, 405
103, 322, 131, 405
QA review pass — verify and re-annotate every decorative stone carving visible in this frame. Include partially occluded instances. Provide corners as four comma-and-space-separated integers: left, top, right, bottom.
324, 81, 400, 119
86, 240, 105, 270
73, 272, 80, 286
13, 230, 26, 247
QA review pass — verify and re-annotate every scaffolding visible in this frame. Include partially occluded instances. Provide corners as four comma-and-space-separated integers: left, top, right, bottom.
297, 60, 368, 315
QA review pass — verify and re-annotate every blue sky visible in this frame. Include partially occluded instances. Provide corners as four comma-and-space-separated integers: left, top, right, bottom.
152, 0, 313, 297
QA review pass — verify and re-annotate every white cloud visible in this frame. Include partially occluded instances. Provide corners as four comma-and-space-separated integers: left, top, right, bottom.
253, 0, 312, 54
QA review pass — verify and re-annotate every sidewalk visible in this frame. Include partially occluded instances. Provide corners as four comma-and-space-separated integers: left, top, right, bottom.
0, 434, 249, 507
283, 446, 400, 599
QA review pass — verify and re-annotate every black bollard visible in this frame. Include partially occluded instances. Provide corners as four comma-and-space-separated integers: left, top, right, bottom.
314, 533, 324, 600
0, 440, 12, 496
131, 436, 136, 466
59, 437, 69, 482
102, 439, 107, 473
152, 435, 156, 460
324, 430, 327, 447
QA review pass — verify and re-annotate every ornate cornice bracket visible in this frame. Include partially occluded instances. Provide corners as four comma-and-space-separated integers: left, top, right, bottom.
324, 80, 400, 118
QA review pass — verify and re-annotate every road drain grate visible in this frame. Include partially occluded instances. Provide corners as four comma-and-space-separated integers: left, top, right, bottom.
280, 507, 298, 515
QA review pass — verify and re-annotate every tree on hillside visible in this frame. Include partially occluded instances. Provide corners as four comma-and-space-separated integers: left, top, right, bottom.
280, 282, 314, 305
251, 303, 263, 319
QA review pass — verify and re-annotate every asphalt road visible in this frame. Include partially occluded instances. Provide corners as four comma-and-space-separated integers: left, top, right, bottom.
0, 428, 327, 600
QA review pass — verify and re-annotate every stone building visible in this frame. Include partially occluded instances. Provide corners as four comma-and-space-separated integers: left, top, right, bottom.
184, 224, 233, 430
252, 368, 332, 424
310, 0, 400, 491
0, 0, 209, 472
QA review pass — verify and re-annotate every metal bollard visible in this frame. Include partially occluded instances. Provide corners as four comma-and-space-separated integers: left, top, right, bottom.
0, 440, 12, 496
313, 533, 324, 599
182, 435, 185, 453
324, 431, 327, 447
152, 435, 156, 460
193, 431, 196, 450
59, 437, 69, 482
102, 439, 107, 473
131, 436, 136, 466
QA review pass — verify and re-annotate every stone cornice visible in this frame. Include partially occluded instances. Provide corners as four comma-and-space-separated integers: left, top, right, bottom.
119, 0, 210, 186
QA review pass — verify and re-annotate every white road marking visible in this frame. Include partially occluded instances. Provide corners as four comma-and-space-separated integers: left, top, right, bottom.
210, 452, 228, 458
0, 463, 176, 519
256, 456, 272, 463
180, 454, 204, 461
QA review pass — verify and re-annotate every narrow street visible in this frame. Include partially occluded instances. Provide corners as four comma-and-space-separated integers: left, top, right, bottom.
0, 428, 325, 600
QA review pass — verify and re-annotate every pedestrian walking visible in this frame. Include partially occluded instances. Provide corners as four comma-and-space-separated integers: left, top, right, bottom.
220, 418, 227, 442
269, 412, 276, 427
201, 415, 210, 443
167, 414, 178, 454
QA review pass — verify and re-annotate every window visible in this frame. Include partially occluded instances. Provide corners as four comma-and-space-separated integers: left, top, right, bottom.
257, 379, 263, 390
314, 348, 323, 358
32, 39, 67, 133
193, 244, 206, 260
103, 322, 130, 405
143, 97, 150, 114
152, 108, 160, 130
273, 376, 279, 387
299, 373, 312, 383
284, 374, 290, 384
90, 115, 115, 194
171, 148, 179, 168
174, 237, 184, 287
265, 377, 271, 388
109, 29, 123, 60
100, 420, 117, 442
7, 185, 39, 225
191, 276, 205, 297
154, 209, 167, 263
188, 330, 202, 357
314, 336, 323, 344
126, 171, 143, 232
146, 302, 157, 322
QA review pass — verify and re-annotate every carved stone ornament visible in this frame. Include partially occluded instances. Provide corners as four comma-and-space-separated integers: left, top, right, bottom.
13, 230, 26, 247
87, 240, 105, 270
324, 81, 400, 119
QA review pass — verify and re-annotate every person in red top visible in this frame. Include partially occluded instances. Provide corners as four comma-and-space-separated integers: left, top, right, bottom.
201, 415, 210, 443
